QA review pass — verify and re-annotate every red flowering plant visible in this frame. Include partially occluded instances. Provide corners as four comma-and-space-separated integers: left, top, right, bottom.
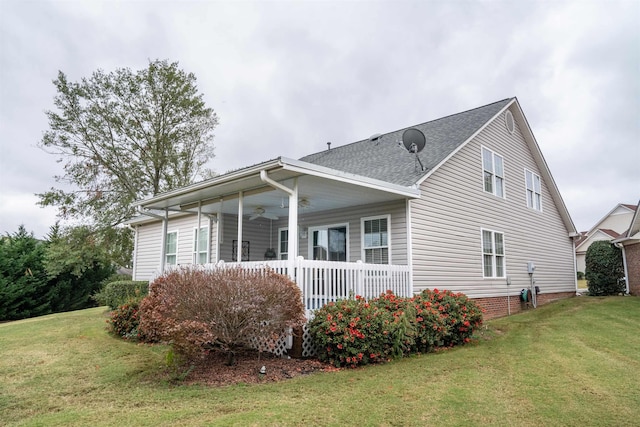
370, 290, 417, 357
407, 292, 447, 352
308, 295, 404, 368
417, 289, 484, 347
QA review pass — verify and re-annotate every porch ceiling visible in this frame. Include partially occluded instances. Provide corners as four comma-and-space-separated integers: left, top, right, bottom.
139, 159, 420, 217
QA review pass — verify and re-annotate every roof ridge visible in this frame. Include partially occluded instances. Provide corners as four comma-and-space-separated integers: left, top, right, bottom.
302, 98, 514, 157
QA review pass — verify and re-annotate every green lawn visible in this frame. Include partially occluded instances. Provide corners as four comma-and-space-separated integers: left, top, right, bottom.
1, 297, 639, 426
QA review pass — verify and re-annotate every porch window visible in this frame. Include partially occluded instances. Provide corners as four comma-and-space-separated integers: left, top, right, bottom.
165, 231, 178, 266
279, 228, 288, 260
193, 226, 209, 264
362, 216, 390, 264
482, 229, 505, 278
310, 225, 347, 261
525, 169, 542, 211
482, 146, 505, 198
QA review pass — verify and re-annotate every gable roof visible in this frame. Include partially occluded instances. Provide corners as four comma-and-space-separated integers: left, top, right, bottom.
575, 203, 638, 250
300, 98, 512, 186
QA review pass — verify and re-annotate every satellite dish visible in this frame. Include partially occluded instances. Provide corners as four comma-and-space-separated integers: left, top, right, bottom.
402, 128, 426, 153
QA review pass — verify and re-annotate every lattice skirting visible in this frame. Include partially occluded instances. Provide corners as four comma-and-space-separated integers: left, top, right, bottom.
301, 323, 318, 358
248, 324, 319, 358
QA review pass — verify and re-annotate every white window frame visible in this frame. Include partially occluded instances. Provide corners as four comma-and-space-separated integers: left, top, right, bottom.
165, 230, 178, 266
361, 215, 391, 265
193, 225, 209, 264
482, 146, 505, 198
278, 227, 289, 260
481, 228, 505, 278
525, 169, 542, 212
308, 223, 349, 262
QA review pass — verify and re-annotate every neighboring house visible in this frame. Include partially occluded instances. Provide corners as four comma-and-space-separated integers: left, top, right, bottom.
574, 203, 637, 274
129, 97, 578, 319
613, 200, 640, 295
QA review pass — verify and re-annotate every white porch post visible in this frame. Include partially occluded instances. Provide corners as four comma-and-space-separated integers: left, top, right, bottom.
237, 191, 244, 262
160, 208, 168, 272
287, 179, 299, 279
195, 201, 202, 264
259, 170, 299, 281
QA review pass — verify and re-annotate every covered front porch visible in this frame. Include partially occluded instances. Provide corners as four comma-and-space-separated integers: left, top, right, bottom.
135, 157, 419, 311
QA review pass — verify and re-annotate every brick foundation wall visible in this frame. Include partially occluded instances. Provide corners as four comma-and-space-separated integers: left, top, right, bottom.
625, 243, 640, 296
474, 291, 576, 320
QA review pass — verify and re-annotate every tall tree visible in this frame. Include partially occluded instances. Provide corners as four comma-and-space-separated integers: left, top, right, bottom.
37, 59, 219, 230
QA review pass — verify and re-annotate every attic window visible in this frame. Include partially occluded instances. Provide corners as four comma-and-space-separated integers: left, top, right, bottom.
505, 110, 515, 134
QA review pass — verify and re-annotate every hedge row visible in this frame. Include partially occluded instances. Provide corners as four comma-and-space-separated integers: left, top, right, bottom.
94, 280, 149, 309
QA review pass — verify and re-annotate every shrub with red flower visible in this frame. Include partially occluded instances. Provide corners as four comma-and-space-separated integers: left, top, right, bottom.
309, 289, 484, 368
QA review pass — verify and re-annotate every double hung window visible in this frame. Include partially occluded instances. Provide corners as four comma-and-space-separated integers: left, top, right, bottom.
362, 216, 389, 264
165, 231, 177, 266
482, 147, 505, 198
525, 169, 542, 211
482, 229, 505, 278
193, 226, 209, 264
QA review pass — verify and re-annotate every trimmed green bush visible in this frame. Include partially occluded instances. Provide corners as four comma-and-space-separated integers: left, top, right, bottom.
94, 280, 148, 309
586, 241, 625, 296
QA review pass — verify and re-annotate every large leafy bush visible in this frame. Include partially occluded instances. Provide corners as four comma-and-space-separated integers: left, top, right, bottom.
138, 267, 306, 363
586, 241, 625, 296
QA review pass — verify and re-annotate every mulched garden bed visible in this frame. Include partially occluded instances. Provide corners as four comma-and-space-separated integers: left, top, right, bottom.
182, 349, 339, 387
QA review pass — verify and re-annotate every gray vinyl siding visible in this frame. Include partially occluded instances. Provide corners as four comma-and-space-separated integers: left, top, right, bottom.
218, 201, 408, 264
132, 213, 216, 281
133, 221, 162, 281
411, 107, 576, 298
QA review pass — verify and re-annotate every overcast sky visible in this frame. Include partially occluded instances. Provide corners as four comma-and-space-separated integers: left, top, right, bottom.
1, 0, 638, 239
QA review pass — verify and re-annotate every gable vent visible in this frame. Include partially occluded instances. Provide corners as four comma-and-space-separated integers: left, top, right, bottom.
505, 110, 515, 134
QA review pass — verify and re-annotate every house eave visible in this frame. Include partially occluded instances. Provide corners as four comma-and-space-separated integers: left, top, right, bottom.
132, 157, 420, 213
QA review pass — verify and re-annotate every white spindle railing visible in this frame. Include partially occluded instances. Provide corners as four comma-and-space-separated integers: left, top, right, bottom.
154, 257, 412, 312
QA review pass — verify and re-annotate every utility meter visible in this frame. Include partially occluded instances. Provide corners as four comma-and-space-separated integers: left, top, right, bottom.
527, 261, 536, 274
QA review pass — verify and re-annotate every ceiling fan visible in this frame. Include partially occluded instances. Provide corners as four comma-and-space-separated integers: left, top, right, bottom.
280, 197, 311, 209
249, 207, 279, 221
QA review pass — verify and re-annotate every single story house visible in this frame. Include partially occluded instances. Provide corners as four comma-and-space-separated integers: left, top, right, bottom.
128, 97, 579, 319
613, 200, 640, 295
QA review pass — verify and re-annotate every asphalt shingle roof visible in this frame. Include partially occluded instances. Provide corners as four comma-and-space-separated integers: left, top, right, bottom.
300, 98, 513, 186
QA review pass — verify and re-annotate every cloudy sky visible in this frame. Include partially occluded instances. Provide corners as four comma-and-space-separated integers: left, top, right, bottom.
1, 0, 638, 238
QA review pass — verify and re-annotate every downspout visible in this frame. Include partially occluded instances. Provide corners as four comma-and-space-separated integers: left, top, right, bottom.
614, 242, 630, 294
572, 236, 579, 294
260, 170, 298, 279
405, 198, 414, 297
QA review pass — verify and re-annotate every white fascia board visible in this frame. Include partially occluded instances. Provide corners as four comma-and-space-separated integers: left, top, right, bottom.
133, 158, 283, 208
511, 99, 577, 235
415, 99, 516, 187
279, 157, 421, 198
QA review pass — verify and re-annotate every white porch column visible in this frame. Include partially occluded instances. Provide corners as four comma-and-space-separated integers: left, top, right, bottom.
160, 208, 168, 272
259, 170, 299, 280
237, 191, 244, 262
287, 179, 299, 278
195, 201, 202, 264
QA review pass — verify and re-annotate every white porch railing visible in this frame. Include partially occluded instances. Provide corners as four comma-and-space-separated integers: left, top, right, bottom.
160, 257, 412, 313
